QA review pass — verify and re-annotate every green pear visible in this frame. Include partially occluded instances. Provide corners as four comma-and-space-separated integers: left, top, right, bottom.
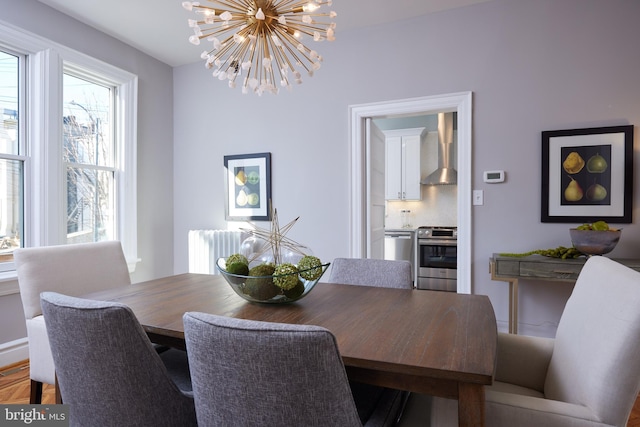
564, 177, 583, 202
586, 154, 608, 173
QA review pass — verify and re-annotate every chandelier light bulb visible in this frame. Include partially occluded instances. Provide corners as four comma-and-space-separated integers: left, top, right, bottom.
327, 27, 335, 41
183, 0, 337, 95
303, 3, 319, 12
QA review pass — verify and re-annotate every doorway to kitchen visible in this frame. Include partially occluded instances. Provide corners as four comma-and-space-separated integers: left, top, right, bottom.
348, 92, 472, 294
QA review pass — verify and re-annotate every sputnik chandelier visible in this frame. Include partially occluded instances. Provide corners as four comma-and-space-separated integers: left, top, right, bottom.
182, 0, 337, 95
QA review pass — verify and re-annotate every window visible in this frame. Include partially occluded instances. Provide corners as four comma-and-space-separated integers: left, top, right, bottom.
63, 73, 116, 244
0, 49, 24, 269
0, 22, 138, 280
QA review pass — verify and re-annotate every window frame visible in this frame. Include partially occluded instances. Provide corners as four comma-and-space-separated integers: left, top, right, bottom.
0, 20, 138, 289
0, 46, 27, 274
63, 67, 121, 246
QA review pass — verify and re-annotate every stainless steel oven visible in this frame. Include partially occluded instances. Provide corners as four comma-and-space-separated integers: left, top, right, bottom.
416, 226, 457, 292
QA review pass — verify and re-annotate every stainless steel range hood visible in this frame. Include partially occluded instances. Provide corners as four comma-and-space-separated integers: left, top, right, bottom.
421, 112, 457, 185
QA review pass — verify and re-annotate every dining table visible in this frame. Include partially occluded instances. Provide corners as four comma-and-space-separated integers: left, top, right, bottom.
82, 273, 497, 427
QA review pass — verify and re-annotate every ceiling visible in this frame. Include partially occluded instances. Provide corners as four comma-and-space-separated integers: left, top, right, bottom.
36, 0, 491, 67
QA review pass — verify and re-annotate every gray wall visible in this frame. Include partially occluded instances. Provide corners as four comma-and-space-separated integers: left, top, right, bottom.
173, 0, 640, 336
1, 0, 639, 355
0, 0, 175, 348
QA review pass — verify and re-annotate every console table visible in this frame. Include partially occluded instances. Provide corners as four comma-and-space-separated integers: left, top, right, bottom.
490, 254, 640, 334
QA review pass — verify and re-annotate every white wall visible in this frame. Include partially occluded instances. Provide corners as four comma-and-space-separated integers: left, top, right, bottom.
174, 0, 640, 337
0, 0, 175, 357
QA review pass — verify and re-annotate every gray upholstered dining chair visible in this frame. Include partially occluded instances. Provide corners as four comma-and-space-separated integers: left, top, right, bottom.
399, 256, 640, 427
40, 292, 197, 427
329, 258, 412, 289
14, 241, 132, 404
184, 311, 400, 427
328, 257, 413, 423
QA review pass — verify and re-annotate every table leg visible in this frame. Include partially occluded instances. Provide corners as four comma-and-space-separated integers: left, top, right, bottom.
509, 279, 519, 334
458, 383, 485, 427
490, 261, 519, 334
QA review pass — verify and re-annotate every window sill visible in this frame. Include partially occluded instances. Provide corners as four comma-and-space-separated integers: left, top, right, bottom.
0, 271, 19, 296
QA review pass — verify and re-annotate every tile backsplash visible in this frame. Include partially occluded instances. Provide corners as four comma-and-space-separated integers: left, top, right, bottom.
385, 185, 458, 229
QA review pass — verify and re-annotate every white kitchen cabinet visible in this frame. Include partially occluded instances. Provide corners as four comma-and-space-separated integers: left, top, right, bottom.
384, 128, 425, 200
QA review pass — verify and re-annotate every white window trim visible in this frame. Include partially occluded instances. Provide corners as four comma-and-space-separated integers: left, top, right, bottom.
0, 20, 139, 288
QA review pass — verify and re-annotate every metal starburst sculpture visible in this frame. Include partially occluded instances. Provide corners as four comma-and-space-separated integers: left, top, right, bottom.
241, 206, 310, 264
182, 0, 337, 95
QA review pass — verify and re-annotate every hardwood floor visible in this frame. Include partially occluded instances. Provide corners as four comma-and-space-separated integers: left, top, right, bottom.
2, 359, 640, 425
0, 361, 55, 404
630, 398, 640, 427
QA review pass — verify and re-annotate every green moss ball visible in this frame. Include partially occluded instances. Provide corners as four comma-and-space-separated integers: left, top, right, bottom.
283, 280, 305, 299
298, 255, 323, 280
248, 263, 275, 276
245, 263, 279, 300
273, 263, 299, 290
224, 253, 250, 285
227, 253, 249, 266
226, 262, 249, 276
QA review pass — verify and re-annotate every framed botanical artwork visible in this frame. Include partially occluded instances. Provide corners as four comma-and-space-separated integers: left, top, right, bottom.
224, 152, 272, 221
541, 125, 633, 223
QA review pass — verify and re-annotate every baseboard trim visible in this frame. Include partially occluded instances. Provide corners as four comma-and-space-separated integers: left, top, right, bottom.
0, 337, 28, 369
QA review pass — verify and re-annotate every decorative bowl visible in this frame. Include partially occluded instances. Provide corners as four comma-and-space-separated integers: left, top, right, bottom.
569, 228, 621, 256
216, 258, 330, 304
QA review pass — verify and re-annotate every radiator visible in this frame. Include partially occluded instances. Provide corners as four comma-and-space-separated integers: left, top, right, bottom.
188, 230, 247, 275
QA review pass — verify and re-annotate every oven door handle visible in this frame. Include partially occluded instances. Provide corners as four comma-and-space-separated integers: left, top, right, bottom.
419, 239, 457, 246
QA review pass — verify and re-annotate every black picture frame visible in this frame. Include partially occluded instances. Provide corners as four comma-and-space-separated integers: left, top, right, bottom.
541, 125, 633, 223
224, 152, 272, 221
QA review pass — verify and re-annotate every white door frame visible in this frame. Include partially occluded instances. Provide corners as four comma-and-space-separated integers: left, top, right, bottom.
348, 92, 473, 294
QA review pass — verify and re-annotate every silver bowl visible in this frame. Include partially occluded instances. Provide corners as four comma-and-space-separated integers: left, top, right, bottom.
216, 258, 330, 304
569, 229, 621, 256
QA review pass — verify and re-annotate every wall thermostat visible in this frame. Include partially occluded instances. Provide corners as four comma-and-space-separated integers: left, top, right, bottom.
483, 170, 505, 183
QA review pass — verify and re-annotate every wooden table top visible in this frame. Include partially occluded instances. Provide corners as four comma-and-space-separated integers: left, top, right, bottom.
84, 273, 497, 426
84, 273, 496, 386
